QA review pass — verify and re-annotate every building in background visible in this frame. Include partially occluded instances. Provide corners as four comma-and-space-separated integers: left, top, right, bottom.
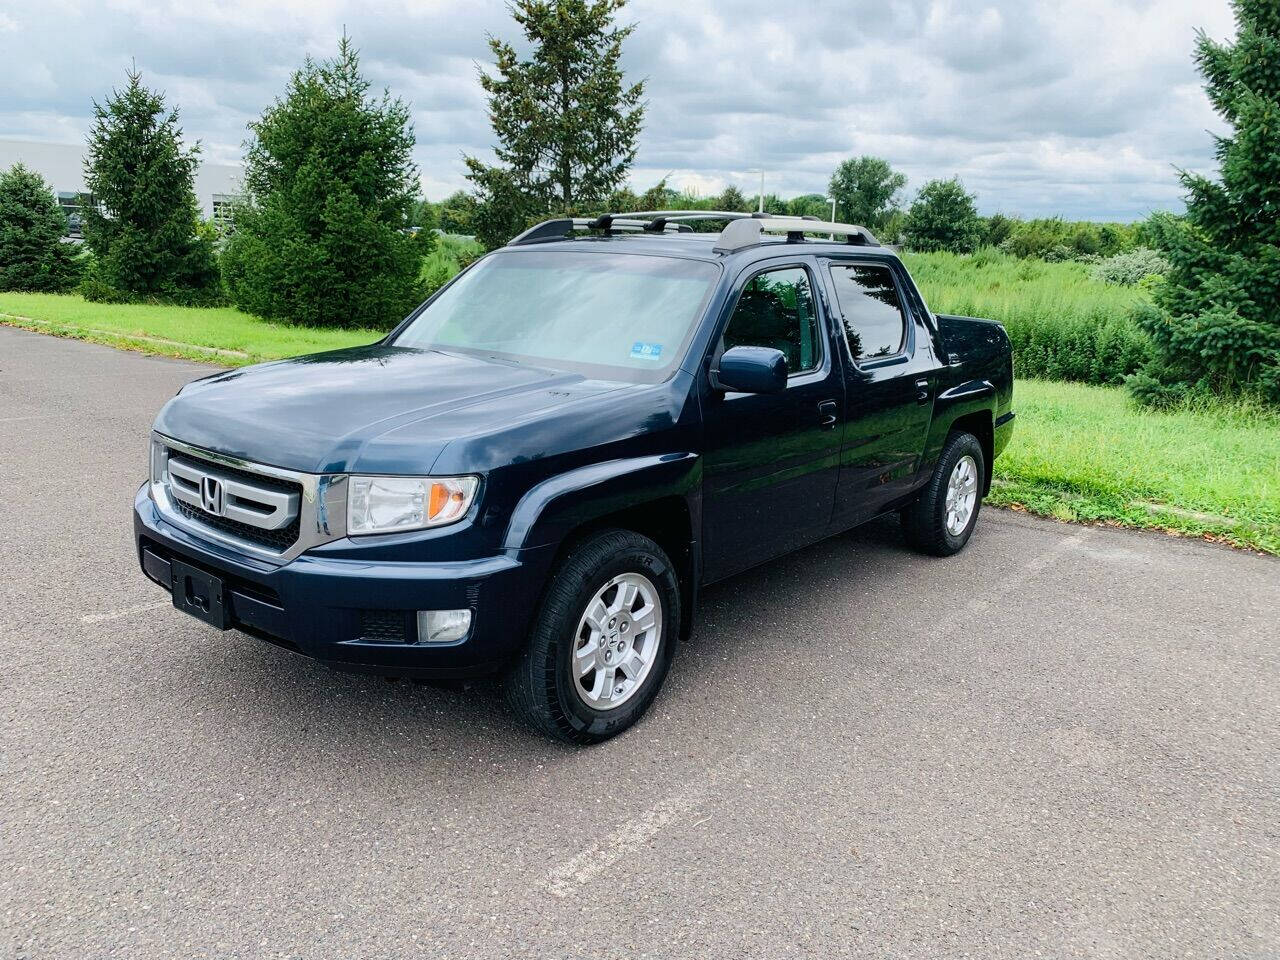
0, 138, 242, 237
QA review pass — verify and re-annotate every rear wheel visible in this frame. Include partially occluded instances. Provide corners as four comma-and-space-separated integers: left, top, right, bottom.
504, 529, 680, 744
902, 431, 985, 556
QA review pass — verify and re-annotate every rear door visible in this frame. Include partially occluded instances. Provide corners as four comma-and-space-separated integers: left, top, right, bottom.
820, 258, 943, 528
700, 260, 846, 582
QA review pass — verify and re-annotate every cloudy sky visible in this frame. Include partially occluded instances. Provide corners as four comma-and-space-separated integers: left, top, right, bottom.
0, 0, 1237, 220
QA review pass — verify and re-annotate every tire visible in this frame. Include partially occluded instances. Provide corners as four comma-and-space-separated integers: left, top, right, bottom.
902, 431, 986, 557
504, 529, 680, 744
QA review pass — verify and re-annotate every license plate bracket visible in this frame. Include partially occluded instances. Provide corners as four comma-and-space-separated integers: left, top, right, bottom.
170, 559, 229, 630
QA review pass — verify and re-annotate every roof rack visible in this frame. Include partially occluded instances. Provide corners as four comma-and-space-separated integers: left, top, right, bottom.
508, 216, 694, 245
506, 210, 881, 251
712, 216, 880, 253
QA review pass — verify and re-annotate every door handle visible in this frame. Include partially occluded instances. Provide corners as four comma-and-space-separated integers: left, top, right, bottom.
817, 399, 839, 429
915, 378, 931, 404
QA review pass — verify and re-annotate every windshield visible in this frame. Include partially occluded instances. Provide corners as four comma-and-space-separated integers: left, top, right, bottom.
392, 250, 719, 382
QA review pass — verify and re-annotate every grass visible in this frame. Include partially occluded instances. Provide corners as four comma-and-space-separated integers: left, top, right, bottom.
419, 233, 485, 295
904, 249, 1152, 385
993, 380, 1280, 554
0, 292, 380, 365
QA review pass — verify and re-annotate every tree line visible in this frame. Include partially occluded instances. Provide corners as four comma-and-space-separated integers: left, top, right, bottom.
0, 0, 1275, 403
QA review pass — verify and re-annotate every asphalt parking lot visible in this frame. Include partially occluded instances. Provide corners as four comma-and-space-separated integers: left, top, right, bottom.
2, 324, 1278, 959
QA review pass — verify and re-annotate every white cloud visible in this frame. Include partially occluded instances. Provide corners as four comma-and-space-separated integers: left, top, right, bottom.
0, 0, 1239, 219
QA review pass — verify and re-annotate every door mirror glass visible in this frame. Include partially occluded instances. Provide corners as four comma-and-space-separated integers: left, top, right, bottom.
714, 346, 788, 394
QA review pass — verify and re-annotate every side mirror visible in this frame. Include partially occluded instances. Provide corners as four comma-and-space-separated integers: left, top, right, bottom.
712, 345, 788, 394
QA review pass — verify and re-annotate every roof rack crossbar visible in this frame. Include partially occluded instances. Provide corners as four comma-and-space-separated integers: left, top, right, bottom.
508, 216, 691, 245
712, 217, 881, 254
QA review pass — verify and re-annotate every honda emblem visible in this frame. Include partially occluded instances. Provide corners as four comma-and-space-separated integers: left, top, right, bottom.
201, 475, 225, 515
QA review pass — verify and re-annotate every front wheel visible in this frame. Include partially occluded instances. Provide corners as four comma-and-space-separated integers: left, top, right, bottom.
902, 431, 986, 556
504, 529, 680, 744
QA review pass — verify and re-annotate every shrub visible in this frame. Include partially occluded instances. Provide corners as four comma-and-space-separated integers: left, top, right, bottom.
981, 214, 1015, 248
1090, 247, 1171, 285
0, 163, 82, 292
77, 271, 129, 303
999, 218, 1140, 261
902, 177, 983, 253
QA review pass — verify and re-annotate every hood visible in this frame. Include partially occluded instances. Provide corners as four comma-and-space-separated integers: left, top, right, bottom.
155, 343, 628, 474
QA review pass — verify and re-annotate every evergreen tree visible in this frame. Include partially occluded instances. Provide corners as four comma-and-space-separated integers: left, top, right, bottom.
827, 156, 906, 232
438, 191, 479, 234
82, 68, 219, 303
1130, 0, 1280, 404
716, 185, 751, 212
465, 0, 645, 249
0, 164, 82, 292
221, 37, 423, 329
410, 197, 439, 233
902, 178, 983, 253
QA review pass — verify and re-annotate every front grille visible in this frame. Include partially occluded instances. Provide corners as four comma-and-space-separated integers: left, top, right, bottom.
163, 449, 303, 553
169, 453, 300, 496
359, 610, 412, 644
172, 499, 301, 551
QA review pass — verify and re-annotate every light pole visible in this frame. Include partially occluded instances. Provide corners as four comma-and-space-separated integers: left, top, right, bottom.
827, 197, 837, 238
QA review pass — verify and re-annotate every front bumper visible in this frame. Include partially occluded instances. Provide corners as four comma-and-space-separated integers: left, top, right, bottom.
134, 485, 552, 678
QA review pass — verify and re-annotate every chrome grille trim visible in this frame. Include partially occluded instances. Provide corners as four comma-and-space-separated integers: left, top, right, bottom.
167, 456, 300, 531
150, 432, 348, 565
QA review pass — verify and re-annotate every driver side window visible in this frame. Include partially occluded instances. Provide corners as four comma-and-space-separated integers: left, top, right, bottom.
722, 267, 820, 375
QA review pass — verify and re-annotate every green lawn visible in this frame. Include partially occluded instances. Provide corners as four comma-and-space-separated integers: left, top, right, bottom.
993, 380, 1280, 554
4, 293, 1276, 554
0, 292, 380, 364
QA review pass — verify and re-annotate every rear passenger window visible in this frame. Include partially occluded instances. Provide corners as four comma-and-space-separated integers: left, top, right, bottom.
828, 264, 907, 361
723, 267, 820, 375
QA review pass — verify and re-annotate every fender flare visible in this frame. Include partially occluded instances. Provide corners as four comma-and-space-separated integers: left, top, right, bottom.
502, 452, 701, 553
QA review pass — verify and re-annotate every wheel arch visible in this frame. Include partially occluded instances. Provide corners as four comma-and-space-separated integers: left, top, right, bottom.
946, 410, 994, 495
503, 455, 702, 643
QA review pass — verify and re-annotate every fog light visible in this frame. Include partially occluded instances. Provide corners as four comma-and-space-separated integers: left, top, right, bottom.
416, 609, 471, 644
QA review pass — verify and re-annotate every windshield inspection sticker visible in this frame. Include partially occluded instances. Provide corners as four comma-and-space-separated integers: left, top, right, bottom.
630, 342, 663, 361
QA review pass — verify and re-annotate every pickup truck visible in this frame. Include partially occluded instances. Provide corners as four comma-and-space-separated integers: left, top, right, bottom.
134, 212, 1015, 744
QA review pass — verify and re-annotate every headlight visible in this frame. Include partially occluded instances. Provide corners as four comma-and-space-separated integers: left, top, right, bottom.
347, 475, 479, 535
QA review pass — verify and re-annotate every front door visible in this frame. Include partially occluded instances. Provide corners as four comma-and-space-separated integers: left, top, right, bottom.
700, 262, 845, 582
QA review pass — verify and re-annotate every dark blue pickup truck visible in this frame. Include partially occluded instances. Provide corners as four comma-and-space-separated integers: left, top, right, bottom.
134, 212, 1014, 743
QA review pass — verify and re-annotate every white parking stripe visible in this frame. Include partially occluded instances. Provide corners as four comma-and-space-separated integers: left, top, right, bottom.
80, 601, 170, 624
544, 750, 756, 898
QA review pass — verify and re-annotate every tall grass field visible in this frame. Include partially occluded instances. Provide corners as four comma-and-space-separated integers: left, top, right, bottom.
904, 249, 1151, 386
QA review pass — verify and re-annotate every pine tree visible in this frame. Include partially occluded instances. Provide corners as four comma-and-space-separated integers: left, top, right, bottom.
902, 178, 983, 253
828, 156, 907, 232
716, 185, 751, 213
465, 0, 645, 249
82, 68, 219, 303
0, 164, 82, 292
1130, 0, 1280, 404
221, 36, 423, 329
